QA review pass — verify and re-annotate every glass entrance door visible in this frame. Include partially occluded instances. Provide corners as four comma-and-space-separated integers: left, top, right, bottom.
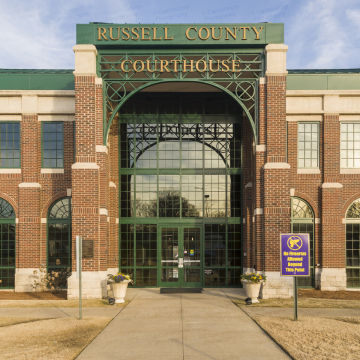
159, 226, 202, 287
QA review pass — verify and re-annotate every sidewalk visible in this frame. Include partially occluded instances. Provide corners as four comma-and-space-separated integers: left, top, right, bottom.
76, 288, 291, 360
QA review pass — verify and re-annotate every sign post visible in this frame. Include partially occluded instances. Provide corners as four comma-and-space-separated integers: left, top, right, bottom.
280, 234, 310, 321
76, 236, 82, 320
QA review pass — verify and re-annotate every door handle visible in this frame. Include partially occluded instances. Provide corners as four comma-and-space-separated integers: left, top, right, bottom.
178, 258, 183, 268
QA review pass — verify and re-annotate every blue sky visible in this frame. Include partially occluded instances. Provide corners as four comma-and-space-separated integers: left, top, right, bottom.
1, 0, 360, 70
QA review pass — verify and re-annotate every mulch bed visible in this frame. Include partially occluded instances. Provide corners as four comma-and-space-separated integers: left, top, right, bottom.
0, 291, 67, 300
298, 289, 360, 300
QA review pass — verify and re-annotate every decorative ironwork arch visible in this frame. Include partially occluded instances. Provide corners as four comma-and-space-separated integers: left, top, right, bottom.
99, 51, 263, 145
104, 79, 258, 145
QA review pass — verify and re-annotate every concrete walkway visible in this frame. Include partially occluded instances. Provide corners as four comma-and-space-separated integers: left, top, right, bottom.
76, 288, 290, 360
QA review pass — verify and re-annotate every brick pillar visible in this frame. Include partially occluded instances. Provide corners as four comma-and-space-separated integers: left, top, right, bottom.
260, 45, 292, 299
15, 113, 41, 291
95, 78, 109, 274
67, 45, 108, 299
320, 113, 346, 290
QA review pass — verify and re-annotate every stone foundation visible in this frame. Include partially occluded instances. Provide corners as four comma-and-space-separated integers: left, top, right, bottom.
319, 268, 346, 291
67, 271, 108, 299
260, 272, 293, 299
15, 268, 40, 292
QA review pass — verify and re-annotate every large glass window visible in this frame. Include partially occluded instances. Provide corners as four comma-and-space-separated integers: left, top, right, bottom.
0, 122, 20, 168
120, 122, 241, 219
48, 197, 71, 275
341, 123, 360, 168
346, 199, 360, 288
42, 122, 64, 168
0, 198, 15, 289
291, 197, 315, 287
298, 122, 319, 168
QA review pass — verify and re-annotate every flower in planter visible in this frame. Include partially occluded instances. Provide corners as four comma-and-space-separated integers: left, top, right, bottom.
111, 272, 133, 284
241, 272, 266, 284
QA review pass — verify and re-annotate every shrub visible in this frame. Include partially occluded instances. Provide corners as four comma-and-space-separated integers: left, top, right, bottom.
33, 266, 71, 292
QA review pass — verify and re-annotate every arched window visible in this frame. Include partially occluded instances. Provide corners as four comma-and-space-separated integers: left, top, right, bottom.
291, 197, 315, 288
345, 199, 360, 288
47, 197, 71, 274
0, 198, 15, 289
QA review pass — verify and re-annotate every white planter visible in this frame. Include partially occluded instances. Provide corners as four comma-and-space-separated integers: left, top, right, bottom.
242, 280, 264, 303
112, 280, 131, 304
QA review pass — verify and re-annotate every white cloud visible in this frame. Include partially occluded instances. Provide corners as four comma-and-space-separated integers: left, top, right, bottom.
0, 0, 136, 69
286, 0, 360, 69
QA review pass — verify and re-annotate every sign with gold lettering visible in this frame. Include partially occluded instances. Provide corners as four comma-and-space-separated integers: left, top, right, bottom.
77, 23, 284, 46
114, 58, 242, 74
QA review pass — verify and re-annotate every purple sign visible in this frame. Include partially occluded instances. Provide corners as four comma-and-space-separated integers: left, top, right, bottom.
280, 234, 310, 277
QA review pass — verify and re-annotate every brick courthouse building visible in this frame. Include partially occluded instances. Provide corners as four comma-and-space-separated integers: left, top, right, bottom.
0, 23, 359, 298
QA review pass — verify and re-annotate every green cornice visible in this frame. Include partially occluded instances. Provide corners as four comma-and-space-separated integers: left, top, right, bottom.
0, 70, 74, 90
287, 71, 360, 90
0, 68, 359, 91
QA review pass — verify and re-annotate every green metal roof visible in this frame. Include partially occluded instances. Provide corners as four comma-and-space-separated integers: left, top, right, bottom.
0, 69, 75, 90
0, 68, 359, 91
288, 69, 360, 74
0, 69, 74, 74
287, 70, 360, 90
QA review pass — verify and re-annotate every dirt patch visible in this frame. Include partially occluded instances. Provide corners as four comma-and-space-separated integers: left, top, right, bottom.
0, 316, 112, 360
298, 289, 360, 300
253, 316, 360, 360
0, 317, 53, 327
0, 291, 67, 300
234, 297, 360, 308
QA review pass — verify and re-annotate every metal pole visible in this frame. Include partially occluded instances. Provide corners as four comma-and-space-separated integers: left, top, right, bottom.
294, 276, 298, 321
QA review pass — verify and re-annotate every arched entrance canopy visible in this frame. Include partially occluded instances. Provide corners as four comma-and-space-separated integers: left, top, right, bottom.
98, 51, 263, 145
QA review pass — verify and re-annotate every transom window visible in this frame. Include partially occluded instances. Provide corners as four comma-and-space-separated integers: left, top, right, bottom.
0, 122, 20, 168
0, 198, 15, 289
341, 123, 360, 168
298, 122, 319, 168
291, 197, 314, 288
42, 122, 64, 168
345, 199, 360, 288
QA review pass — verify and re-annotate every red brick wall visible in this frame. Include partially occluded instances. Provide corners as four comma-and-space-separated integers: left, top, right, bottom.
262, 76, 290, 272
72, 75, 100, 271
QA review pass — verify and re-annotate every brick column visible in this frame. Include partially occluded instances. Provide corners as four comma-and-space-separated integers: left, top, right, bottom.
320, 111, 346, 290
67, 45, 108, 299
15, 112, 41, 291
260, 45, 292, 299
